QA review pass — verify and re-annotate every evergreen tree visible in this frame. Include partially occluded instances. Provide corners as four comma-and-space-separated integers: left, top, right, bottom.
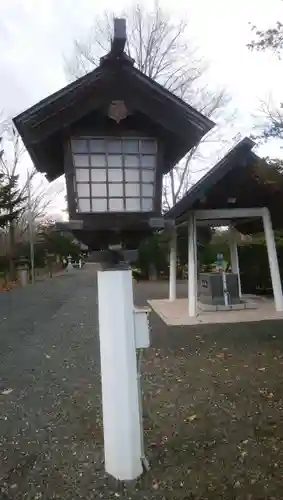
0, 173, 11, 228
0, 138, 27, 278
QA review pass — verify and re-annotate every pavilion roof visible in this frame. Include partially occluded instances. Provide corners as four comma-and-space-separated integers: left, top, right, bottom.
166, 137, 283, 233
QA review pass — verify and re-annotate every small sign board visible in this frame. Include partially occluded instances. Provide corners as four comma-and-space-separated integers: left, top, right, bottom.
217, 253, 223, 265
216, 253, 225, 271
201, 279, 208, 288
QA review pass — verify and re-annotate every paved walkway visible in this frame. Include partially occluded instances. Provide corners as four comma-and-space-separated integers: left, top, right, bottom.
1, 269, 283, 499
0, 267, 103, 499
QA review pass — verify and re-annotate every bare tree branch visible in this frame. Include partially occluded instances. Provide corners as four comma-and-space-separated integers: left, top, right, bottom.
0, 124, 64, 248
248, 21, 283, 57
64, 2, 234, 209
248, 97, 283, 143
162, 183, 171, 212
247, 16, 283, 142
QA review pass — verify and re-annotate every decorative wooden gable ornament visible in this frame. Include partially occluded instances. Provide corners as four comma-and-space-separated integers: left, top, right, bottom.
108, 100, 129, 123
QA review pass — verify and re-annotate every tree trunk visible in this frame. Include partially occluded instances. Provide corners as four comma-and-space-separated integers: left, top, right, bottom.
149, 263, 157, 281
8, 221, 16, 281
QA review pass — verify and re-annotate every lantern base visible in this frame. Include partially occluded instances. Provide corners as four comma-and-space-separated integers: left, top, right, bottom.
90, 249, 138, 267
56, 216, 174, 252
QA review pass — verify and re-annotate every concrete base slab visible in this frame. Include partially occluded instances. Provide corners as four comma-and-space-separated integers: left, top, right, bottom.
198, 299, 258, 312
245, 301, 258, 310
148, 296, 283, 326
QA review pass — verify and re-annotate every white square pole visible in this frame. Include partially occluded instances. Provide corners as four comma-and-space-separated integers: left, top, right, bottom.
169, 229, 177, 301
97, 268, 142, 480
188, 212, 197, 317
262, 209, 283, 312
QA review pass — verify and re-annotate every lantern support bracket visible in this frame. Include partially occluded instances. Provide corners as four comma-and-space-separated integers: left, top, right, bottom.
91, 247, 138, 269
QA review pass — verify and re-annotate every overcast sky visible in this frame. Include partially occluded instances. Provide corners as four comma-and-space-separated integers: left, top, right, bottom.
1, 0, 283, 214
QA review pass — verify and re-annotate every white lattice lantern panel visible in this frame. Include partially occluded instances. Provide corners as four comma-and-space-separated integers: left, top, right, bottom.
71, 137, 157, 214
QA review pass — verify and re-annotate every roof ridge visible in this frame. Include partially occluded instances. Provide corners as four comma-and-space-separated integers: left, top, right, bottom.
165, 137, 255, 220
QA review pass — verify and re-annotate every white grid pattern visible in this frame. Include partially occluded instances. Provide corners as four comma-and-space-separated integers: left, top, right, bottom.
71, 137, 157, 213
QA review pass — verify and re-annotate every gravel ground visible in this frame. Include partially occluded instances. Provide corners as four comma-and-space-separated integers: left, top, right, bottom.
1, 270, 283, 499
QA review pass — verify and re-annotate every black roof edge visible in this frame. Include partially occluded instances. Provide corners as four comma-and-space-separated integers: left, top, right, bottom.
13, 66, 104, 129
249, 150, 262, 162
13, 57, 214, 139
165, 136, 255, 221
125, 65, 215, 134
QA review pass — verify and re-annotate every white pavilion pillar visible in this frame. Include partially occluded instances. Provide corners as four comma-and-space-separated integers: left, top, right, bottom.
229, 226, 242, 297
188, 212, 197, 317
262, 208, 283, 312
169, 229, 177, 301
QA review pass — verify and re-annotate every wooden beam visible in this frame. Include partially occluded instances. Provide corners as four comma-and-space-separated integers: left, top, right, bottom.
195, 208, 265, 220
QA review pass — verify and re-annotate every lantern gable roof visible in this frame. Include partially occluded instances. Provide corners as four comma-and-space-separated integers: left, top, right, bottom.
13, 20, 214, 181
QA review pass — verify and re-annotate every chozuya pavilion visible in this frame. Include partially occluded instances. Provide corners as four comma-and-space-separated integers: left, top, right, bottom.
155, 136, 283, 324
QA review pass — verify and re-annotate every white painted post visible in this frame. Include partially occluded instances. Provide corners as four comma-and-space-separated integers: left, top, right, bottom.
169, 229, 177, 301
97, 268, 142, 480
229, 226, 242, 297
188, 212, 197, 317
262, 209, 283, 312
195, 225, 198, 301
221, 271, 228, 306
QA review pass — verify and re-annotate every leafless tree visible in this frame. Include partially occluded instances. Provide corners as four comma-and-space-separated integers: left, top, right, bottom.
1, 127, 62, 223
0, 120, 64, 278
254, 98, 283, 143
248, 17, 283, 143
65, 2, 235, 210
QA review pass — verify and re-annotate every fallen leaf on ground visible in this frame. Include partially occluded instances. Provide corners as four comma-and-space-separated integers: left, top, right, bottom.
1, 388, 13, 395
